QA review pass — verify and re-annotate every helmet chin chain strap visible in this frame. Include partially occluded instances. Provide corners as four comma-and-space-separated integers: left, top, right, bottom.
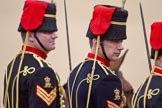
34, 32, 48, 52
100, 40, 110, 61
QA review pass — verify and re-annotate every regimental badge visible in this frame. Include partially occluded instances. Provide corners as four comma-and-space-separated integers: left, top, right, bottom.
114, 88, 121, 100
44, 76, 53, 88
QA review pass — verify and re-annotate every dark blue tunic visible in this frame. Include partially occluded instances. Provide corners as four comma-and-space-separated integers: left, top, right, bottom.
4, 46, 62, 108
132, 67, 162, 108
66, 53, 124, 108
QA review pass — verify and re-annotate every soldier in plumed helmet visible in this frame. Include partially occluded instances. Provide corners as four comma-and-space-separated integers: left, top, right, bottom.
3, 0, 66, 108
132, 22, 162, 108
66, 4, 128, 108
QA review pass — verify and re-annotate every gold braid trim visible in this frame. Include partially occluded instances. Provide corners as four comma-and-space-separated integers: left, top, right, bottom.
86, 36, 100, 108
44, 14, 56, 18
55, 72, 66, 108
111, 21, 126, 25
143, 50, 159, 108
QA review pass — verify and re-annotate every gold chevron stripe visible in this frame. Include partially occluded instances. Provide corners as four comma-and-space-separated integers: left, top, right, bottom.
108, 104, 116, 108
37, 91, 55, 105
106, 100, 122, 108
37, 85, 56, 97
37, 89, 55, 102
37, 92, 51, 105
36, 85, 57, 106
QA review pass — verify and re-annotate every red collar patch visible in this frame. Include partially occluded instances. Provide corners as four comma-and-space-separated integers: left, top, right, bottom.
87, 53, 110, 67
22, 45, 47, 59
153, 67, 162, 75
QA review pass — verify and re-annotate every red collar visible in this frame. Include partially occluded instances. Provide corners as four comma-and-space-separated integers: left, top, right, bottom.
22, 45, 47, 59
153, 67, 162, 75
87, 53, 110, 67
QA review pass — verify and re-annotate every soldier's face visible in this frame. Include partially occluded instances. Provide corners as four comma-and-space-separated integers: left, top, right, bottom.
102, 39, 124, 61
35, 31, 58, 52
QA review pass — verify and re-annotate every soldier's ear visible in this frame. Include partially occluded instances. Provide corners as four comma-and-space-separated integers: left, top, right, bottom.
92, 38, 97, 46
28, 32, 35, 42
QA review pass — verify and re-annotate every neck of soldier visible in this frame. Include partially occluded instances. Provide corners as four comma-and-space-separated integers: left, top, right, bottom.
27, 42, 49, 54
90, 44, 105, 60
155, 55, 162, 68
